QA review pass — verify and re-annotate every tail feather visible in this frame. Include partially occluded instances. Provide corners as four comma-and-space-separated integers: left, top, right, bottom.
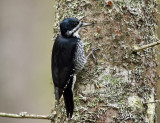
63, 85, 74, 118
55, 74, 75, 118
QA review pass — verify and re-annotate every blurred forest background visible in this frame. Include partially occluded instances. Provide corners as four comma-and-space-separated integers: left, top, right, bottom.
0, 0, 55, 123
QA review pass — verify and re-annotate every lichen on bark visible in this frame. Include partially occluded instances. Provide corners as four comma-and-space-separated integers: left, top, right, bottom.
52, 0, 158, 122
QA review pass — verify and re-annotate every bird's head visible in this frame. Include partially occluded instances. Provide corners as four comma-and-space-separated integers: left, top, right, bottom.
60, 17, 93, 38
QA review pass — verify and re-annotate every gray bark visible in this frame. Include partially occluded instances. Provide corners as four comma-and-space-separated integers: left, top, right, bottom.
52, 0, 158, 122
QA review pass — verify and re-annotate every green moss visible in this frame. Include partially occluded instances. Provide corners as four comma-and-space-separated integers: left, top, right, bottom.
53, 0, 157, 122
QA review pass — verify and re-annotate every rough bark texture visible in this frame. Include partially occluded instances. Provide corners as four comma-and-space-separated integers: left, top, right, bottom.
52, 0, 158, 122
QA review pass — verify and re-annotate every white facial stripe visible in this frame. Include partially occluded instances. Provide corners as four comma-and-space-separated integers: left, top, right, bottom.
66, 22, 82, 36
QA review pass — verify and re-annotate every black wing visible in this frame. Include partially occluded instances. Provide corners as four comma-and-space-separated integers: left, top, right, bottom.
51, 35, 77, 90
51, 35, 79, 118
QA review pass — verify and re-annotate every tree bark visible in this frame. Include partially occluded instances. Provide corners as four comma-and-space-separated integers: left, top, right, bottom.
52, 0, 158, 122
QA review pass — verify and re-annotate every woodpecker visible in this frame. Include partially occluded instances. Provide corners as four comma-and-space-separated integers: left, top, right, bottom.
51, 17, 93, 118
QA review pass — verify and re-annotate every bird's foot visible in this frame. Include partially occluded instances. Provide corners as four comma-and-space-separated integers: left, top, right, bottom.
86, 47, 99, 63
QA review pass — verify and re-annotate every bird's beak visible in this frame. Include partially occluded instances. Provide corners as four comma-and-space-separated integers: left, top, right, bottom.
66, 22, 94, 37
81, 23, 94, 27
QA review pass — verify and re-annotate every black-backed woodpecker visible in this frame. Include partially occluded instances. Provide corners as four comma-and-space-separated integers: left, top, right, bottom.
51, 17, 93, 118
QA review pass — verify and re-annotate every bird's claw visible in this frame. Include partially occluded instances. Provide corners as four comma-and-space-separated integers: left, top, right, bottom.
86, 47, 99, 63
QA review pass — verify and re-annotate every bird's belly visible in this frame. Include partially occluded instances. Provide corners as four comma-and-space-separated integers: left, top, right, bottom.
74, 40, 86, 73
74, 54, 86, 73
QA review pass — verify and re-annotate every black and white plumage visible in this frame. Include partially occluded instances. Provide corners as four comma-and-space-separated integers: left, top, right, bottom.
74, 39, 86, 73
51, 18, 92, 118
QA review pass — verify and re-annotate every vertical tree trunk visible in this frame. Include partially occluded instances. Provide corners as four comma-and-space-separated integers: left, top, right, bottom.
52, 0, 158, 122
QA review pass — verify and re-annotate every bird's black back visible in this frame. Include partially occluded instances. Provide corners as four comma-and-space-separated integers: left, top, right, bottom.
51, 35, 78, 89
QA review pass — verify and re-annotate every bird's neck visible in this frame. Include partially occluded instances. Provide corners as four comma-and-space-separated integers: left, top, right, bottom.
73, 30, 80, 38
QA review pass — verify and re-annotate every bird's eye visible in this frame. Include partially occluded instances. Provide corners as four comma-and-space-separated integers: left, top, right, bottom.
73, 22, 78, 27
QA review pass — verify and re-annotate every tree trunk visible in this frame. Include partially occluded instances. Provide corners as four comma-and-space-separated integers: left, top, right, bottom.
52, 0, 158, 122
